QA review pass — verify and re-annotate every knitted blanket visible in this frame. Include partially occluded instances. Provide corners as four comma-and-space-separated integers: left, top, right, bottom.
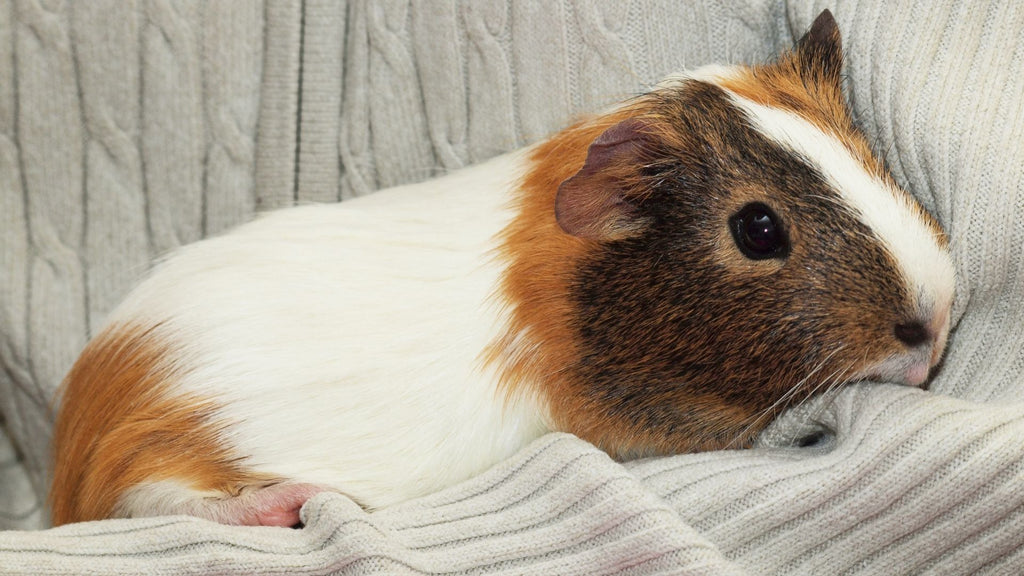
2, 1, 1022, 574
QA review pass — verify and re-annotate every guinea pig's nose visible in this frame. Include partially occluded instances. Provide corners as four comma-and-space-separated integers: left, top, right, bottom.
894, 321, 930, 347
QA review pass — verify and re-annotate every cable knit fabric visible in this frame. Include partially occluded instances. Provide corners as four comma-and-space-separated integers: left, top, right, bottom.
1, 0, 1022, 574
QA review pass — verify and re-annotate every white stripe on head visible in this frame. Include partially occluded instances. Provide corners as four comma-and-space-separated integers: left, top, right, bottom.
718, 91, 955, 319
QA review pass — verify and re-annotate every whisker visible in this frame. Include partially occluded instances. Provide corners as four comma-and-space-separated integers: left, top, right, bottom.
785, 361, 853, 447
725, 346, 845, 449
799, 350, 872, 433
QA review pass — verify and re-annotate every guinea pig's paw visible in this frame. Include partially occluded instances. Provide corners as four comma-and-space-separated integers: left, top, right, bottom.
208, 482, 332, 527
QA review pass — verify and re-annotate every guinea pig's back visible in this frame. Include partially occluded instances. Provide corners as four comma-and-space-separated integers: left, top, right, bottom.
51, 151, 549, 524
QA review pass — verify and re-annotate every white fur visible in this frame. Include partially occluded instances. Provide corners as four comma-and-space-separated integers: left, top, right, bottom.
115, 480, 218, 519
107, 151, 551, 511
719, 92, 956, 328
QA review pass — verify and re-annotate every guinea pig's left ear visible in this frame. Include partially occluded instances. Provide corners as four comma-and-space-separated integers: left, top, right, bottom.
794, 9, 843, 89
555, 118, 652, 240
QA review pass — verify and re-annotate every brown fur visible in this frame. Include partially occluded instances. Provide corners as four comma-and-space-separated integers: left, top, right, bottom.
488, 98, 798, 456
490, 10, 938, 459
49, 324, 265, 525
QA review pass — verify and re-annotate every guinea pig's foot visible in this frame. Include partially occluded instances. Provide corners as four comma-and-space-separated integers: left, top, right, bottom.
206, 482, 330, 527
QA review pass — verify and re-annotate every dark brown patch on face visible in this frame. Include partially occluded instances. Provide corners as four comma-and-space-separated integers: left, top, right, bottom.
559, 82, 920, 457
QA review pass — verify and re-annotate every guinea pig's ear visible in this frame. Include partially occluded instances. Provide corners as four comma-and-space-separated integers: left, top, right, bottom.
555, 118, 652, 240
794, 9, 843, 90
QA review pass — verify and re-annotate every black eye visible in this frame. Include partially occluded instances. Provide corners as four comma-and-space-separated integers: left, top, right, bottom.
729, 203, 789, 260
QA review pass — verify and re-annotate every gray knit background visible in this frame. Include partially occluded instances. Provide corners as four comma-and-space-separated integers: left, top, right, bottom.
1, 0, 1022, 574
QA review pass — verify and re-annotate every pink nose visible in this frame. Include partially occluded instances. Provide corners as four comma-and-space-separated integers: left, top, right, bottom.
897, 299, 953, 359
891, 304, 953, 387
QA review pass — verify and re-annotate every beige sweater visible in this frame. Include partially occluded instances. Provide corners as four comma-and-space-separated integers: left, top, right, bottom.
1, 1, 1022, 573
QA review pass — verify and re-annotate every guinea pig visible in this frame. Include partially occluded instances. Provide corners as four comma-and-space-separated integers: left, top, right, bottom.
50, 10, 954, 528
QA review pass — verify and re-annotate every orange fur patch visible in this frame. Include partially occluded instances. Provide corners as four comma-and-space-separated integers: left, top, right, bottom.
49, 324, 264, 525
484, 113, 621, 443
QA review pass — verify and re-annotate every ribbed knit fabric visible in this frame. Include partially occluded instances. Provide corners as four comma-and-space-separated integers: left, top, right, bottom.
1, 1, 1022, 574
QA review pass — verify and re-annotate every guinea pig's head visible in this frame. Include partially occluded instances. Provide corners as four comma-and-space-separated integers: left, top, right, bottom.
496, 10, 955, 458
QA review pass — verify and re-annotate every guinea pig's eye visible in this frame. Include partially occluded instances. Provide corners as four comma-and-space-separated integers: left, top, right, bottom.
729, 203, 789, 260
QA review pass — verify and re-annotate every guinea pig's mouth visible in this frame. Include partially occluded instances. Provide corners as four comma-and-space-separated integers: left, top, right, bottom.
854, 309, 952, 388
855, 352, 937, 388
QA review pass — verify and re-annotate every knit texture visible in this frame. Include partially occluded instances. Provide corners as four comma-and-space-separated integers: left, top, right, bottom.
1, 0, 1022, 574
